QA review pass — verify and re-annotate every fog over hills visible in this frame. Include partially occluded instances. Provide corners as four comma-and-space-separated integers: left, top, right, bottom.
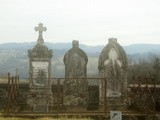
0, 42, 160, 78
1, 42, 160, 54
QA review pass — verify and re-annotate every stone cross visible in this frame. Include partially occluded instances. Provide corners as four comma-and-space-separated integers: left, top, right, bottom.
34, 23, 47, 44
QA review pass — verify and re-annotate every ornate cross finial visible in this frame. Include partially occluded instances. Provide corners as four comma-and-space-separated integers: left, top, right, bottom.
34, 23, 47, 44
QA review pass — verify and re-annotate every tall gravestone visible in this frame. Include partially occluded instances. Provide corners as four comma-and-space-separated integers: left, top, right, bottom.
63, 40, 88, 107
98, 38, 128, 110
27, 23, 53, 112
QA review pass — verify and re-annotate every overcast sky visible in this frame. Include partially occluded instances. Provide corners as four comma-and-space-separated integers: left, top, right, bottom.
0, 0, 160, 46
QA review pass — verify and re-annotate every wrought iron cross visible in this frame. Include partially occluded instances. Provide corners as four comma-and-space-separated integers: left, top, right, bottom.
34, 23, 47, 44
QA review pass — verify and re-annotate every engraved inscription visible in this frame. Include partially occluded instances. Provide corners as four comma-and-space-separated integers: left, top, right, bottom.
32, 62, 48, 86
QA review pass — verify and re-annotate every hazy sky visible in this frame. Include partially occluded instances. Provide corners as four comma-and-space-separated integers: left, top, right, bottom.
0, 0, 160, 46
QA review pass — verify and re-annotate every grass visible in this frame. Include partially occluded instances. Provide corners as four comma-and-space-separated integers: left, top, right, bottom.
0, 79, 29, 84
0, 117, 92, 120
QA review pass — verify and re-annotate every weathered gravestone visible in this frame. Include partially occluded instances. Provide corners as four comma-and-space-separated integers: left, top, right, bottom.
63, 40, 88, 108
98, 38, 128, 110
27, 23, 53, 112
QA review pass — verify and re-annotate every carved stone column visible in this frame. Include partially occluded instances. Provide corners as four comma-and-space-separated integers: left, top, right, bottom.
27, 23, 53, 112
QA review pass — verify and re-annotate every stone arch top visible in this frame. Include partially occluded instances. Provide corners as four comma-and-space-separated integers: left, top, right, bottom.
28, 23, 52, 59
63, 40, 88, 66
98, 38, 127, 70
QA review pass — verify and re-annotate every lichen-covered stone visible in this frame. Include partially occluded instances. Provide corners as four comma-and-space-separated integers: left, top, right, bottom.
27, 23, 53, 112
98, 38, 128, 110
63, 40, 88, 107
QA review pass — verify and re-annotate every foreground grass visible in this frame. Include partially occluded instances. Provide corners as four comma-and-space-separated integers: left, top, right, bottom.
0, 79, 29, 84
0, 117, 92, 120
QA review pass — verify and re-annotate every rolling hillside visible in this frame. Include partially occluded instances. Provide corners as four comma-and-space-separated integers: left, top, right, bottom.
0, 42, 160, 78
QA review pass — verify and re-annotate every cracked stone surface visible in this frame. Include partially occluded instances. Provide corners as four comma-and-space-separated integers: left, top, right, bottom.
27, 23, 53, 112
63, 40, 88, 107
98, 38, 128, 109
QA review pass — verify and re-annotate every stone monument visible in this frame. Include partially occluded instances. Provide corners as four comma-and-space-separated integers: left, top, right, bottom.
27, 23, 53, 112
98, 38, 128, 110
63, 40, 88, 108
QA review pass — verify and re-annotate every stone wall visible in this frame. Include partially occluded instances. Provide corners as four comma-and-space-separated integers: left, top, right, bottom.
0, 83, 29, 111
0, 83, 99, 111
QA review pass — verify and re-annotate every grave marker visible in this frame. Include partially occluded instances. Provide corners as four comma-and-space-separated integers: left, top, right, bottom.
27, 23, 53, 112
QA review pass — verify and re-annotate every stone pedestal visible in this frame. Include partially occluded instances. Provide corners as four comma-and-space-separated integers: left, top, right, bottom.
63, 78, 88, 107
27, 88, 53, 112
107, 96, 127, 111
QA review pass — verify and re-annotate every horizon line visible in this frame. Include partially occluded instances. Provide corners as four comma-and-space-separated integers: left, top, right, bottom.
1, 41, 160, 47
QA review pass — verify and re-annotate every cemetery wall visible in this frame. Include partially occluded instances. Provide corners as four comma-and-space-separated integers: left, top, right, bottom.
0, 83, 99, 111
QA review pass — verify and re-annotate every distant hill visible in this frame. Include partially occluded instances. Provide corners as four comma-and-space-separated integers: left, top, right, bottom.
124, 44, 160, 54
1, 42, 160, 54
0, 42, 160, 78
